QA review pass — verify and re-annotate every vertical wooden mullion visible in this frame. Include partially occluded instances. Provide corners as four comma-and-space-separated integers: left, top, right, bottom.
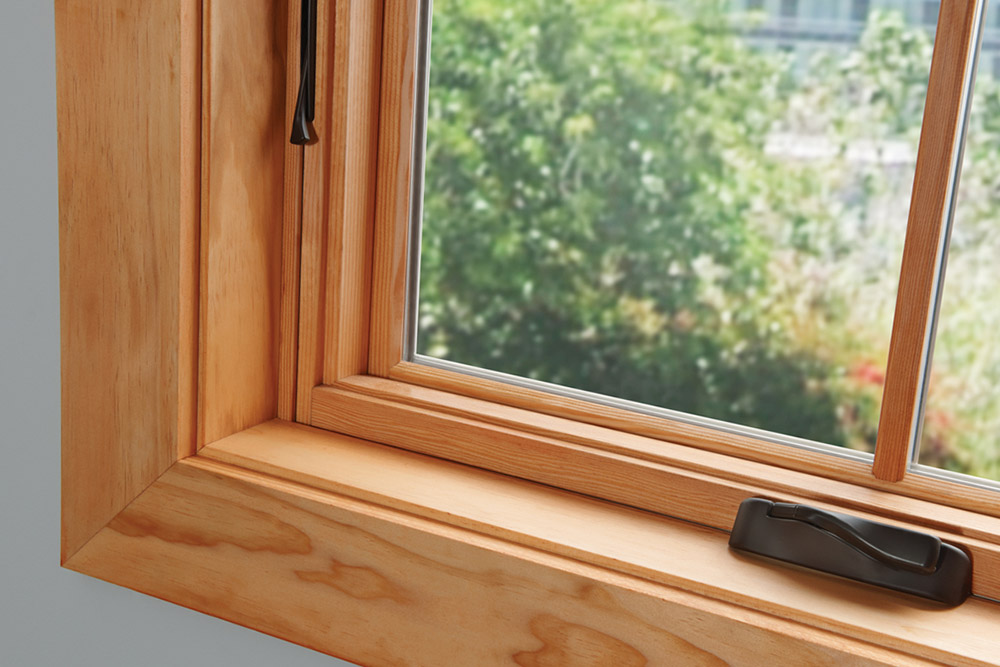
873, 0, 985, 481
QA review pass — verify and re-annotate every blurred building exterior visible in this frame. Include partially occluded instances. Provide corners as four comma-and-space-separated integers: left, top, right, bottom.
732, 0, 1000, 76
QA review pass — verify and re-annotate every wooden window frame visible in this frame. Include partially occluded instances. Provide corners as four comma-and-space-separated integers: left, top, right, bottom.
58, 0, 1000, 664
341, 0, 990, 490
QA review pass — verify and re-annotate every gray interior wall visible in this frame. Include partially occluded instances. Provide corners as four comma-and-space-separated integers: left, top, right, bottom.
0, 2, 353, 664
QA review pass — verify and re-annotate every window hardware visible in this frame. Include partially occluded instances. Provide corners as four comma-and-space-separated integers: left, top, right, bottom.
290, 0, 317, 145
729, 498, 972, 606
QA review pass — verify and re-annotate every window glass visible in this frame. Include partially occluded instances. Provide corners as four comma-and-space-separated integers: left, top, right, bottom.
414, 0, 936, 451
918, 1, 1000, 482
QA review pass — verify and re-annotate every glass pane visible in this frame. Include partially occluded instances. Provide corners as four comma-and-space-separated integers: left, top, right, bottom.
918, 2, 1000, 481
415, 0, 937, 452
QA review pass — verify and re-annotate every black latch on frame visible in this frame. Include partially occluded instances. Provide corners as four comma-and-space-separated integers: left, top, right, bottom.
290, 0, 318, 145
729, 498, 972, 606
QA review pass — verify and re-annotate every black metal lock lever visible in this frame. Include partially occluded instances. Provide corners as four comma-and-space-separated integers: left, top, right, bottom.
729, 498, 972, 606
290, 0, 318, 145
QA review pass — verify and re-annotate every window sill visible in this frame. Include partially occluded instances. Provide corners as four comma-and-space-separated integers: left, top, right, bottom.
65, 419, 1000, 665
311, 373, 1000, 601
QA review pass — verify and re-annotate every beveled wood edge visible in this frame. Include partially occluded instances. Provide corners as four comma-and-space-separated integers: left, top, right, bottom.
60, 422, 995, 665
311, 375, 1000, 600
874, 0, 984, 480
387, 361, 1000, 523
57, 0, 200, 562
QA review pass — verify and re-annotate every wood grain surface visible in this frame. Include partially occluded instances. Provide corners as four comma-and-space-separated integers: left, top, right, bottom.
310, 376, 1000, 600
199, 421, 1000, 665
294, 0, 336, 422
388, 361, 1000, 520
368, 0, 421, 376
68, 450, 963, 666
56, 0, 199, 562
390, 360, 875, 485
199, 0, 287, 444
321, 0, 383, 385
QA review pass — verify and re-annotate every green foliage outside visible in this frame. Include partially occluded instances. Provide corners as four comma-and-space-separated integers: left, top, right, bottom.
416, 0, 1000, 479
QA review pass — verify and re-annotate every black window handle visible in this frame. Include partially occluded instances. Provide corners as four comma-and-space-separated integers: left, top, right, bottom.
766, 502, 939, 574
290, 0, 318, 145
729, 498, 972, 606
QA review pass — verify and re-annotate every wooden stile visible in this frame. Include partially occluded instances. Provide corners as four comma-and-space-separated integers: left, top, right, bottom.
368, 0, 421, 376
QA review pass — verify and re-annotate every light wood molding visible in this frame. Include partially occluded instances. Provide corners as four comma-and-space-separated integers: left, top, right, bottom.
874, 0, 984, 481
311, 375, 1000, 600
199, 0, 287, 443
296, 0, 385, 417
62, 422, 997, 666
320, 0, 383, 384
201, 421, 1000, 665
388, 361, 1000, 521
56, 0, 200, 562
368, 0, 420, 376
389, 360, 874, 486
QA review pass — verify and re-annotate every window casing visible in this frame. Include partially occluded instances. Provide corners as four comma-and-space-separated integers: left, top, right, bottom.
57, 0, 1000, 663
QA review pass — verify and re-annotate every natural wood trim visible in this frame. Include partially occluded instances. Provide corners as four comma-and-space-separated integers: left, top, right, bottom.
874, 0, 983, 481
348, 0, 991, 505
311, 375, 1000, 600
367, 0, 420, 376
320, 0, 383, 384
56, 0, 199, 561
59, 0, 1000, 663
390, 361, 873, 485
65, 422, 1000, 665
390, 361, 1000, 520
199, 0, 287, 443
295, 0, 337, 422
278, 0, 304, 421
